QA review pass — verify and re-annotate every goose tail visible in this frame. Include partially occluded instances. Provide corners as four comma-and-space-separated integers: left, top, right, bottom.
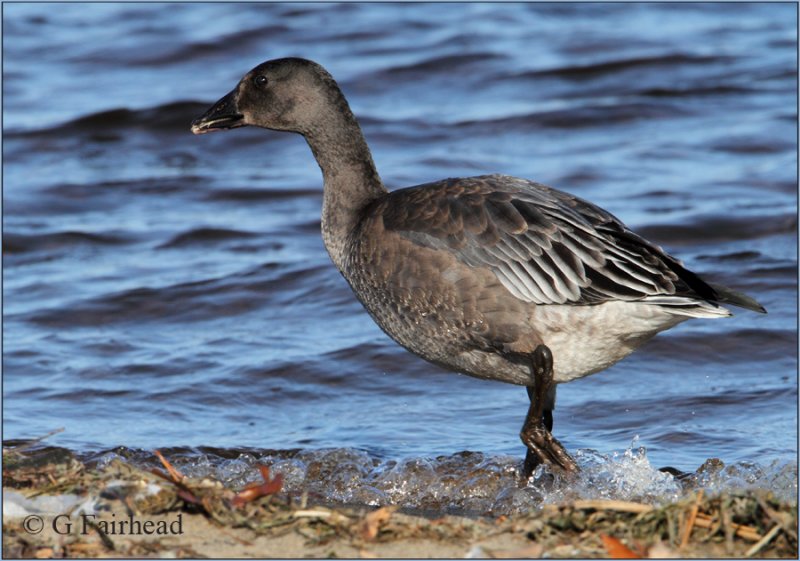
644, 282, 766, 319
707, 282, 767, 314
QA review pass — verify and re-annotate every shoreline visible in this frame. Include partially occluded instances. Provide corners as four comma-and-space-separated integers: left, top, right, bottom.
3, 445, 797, 558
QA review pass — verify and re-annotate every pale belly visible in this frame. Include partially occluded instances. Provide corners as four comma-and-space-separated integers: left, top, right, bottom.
531, 301, 688, 383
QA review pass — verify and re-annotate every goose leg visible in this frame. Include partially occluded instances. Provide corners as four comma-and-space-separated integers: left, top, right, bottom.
520, 344, 578, 477
522, 398, 554, 476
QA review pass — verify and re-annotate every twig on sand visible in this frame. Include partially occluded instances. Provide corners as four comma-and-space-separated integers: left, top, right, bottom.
757, 496, 798, 541
745, 525, 782, 558
231, 465, 283, 508
3, 428, 65, 454
290, 508, 351, 527
572, 500, 654, 514
680, 489, 704, 548
150, 451, 203, 506
692, 514, 761, 542
358, 506, 397, 541
153, 449, 185, 482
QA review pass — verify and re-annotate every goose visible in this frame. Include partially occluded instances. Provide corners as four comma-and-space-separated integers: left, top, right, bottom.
191, 57, 766, 475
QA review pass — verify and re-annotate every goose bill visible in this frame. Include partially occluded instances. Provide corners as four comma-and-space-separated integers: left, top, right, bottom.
191, 90, 245, 134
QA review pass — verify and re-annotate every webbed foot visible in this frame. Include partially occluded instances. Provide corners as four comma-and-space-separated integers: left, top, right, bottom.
520, 345, 579, 478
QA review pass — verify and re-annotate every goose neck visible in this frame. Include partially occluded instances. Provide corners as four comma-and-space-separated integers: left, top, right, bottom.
304, 109, 386, 270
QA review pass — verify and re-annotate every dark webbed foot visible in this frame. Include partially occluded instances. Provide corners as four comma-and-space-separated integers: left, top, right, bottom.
658, 466, 692, 480
522, 392, 554, 476
520, 344, 579, 478
521, 419, 578, 476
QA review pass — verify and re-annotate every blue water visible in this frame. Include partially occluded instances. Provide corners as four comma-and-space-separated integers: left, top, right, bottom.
3, 3, 797, 507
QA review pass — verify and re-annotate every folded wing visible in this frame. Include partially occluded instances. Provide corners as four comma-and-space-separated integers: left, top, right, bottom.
379, 175, 763, 316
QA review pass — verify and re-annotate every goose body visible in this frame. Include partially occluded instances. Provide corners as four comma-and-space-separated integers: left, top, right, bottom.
342, 173, 757, 386
192, 57, 765, 472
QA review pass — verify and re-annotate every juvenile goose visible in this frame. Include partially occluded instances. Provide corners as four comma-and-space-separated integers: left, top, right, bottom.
191, 57, 766, 475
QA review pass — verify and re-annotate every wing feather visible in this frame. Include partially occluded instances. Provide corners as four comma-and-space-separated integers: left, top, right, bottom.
496, 262, 541, 301
378, 174, 728, 308
533, 250, 581, 301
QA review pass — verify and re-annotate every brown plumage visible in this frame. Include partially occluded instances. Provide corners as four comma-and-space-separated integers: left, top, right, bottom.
191, 57, 765, 474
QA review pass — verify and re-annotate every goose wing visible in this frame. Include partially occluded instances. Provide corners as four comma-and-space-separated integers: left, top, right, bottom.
379, 174, 730, 312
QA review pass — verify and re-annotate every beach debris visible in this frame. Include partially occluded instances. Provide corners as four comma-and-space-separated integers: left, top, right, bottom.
601, 534, 641, 558
231, 465, 283, 508
2, 428, 64, 456
358, 506, 397, 541
2, 445, 797, 558
745, 524, 782, 557
153, 449, 184, 483
679, 489, 704, 548
150, 450, 205, 507
573, 500, 654, 514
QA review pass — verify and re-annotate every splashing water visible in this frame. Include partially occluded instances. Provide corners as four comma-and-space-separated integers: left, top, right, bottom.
529, 437, 683, 507
93, 437, 797, 516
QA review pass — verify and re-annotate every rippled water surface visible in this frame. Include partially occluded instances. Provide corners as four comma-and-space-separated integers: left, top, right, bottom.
3, 3, 797, 507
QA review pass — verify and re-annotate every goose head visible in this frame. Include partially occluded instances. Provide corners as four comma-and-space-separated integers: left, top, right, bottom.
191, 57, 339, 136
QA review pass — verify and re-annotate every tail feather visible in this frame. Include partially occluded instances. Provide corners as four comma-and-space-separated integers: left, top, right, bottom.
643, 296, 733, 318
654, 247, 767, 315
643, 282, 766, 319
707, 282, 767, 314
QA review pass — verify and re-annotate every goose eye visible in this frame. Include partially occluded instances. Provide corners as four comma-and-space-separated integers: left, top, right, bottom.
254, 75, 268, 87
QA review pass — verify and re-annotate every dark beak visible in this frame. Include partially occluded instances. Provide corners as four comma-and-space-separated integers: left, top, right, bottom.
190, 89, 245, 135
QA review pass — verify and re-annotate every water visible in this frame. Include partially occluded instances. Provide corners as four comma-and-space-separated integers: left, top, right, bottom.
86, 439, 796, 516
3, 3, 797, 508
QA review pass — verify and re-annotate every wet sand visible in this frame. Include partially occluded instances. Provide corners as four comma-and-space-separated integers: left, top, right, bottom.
3, 446, 796, 558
